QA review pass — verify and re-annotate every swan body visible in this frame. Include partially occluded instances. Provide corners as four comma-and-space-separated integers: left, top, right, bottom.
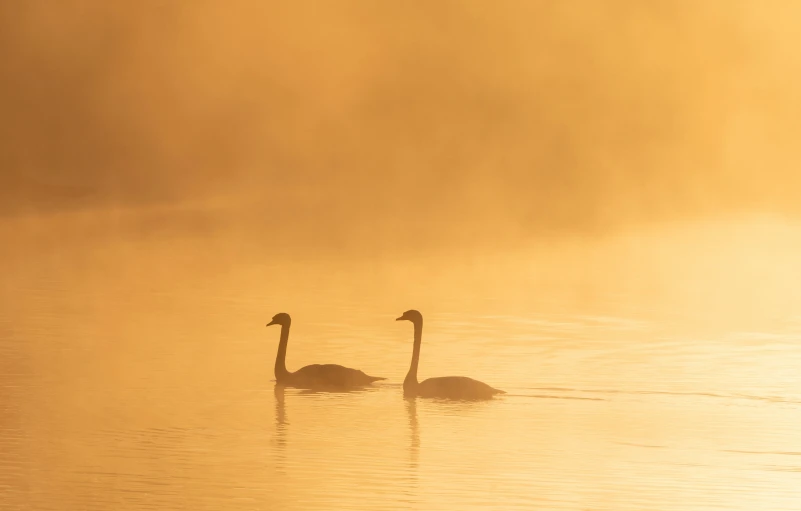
285, 363, 382, 388
396, 310, 504, 400
416, 376, 502, 400
267, 313, 384, 389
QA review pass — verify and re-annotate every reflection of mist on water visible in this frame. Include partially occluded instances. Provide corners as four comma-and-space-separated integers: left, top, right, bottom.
3, 218, 801, 509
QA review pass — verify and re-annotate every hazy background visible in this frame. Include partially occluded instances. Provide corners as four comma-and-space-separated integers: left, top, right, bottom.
2, 1, 801, 322
3, 5, 801, 510
2, 0, 800, 252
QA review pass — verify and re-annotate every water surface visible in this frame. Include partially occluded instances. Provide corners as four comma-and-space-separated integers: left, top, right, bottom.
2, 214, 801, 510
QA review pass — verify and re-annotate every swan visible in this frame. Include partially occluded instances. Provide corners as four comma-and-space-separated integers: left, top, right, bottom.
396, 310, 504, 400
267, 312, 384, 389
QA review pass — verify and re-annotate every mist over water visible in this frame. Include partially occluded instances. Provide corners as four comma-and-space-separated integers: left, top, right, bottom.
3, 215, 801, 510
3, 2, 801, 510
2, 1, 801, 242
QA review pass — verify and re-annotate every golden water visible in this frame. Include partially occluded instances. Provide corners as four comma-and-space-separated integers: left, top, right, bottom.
2, 214, 801, 510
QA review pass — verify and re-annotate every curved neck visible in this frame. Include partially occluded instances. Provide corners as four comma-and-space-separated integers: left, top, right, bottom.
404, 319, 423, 389
274, 322, 291, 379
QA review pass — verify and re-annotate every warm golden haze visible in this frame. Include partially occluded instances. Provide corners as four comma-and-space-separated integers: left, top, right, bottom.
2, 1, 801, 510
2, 1, 801, 248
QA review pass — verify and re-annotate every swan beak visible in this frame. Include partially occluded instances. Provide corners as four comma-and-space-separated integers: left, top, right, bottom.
395, 316, 404, 321
266, 320, 276, 327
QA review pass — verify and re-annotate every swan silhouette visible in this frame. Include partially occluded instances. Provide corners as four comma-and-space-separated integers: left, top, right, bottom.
267, 313, 384, 389
396, 309, 504, 399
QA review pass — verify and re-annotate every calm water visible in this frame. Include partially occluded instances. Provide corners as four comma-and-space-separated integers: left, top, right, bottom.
2, 214, 801, 510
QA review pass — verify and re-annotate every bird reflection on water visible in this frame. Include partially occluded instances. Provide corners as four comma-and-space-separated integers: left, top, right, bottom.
273, 384, 288, 475
406, 397, 420, 460
405, 397, 420, 497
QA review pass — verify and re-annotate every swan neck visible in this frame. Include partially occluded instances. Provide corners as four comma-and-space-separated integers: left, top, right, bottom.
275, 322, 291, 379
404, 319, 423, 389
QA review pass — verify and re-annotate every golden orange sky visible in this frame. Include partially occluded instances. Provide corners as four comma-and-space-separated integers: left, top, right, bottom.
2, 1, 800, 245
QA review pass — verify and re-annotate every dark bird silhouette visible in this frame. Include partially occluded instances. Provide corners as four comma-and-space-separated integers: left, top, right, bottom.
267, 313, 384, 389
396, 309, 504, 400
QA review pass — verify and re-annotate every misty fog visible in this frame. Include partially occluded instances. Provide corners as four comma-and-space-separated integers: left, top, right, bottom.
3, 2, 800, 248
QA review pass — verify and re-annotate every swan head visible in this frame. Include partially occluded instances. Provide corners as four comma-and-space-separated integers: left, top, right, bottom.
396, 309, 423, 324
266, 312, 291, 327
